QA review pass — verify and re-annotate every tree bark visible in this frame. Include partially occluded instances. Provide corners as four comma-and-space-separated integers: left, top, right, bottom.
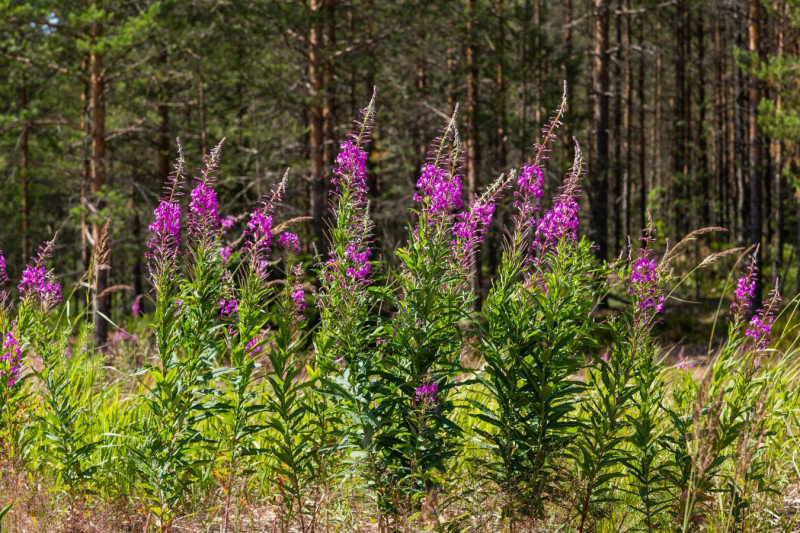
21, 77, 30, 262
747, 0, 762, 309
465, 0, 482, 304
309, 0, 326, 249
591, 0, 610, 262
90, 22, 109, 349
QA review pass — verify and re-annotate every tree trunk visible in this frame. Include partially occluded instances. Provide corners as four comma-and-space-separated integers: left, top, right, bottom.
323, 0, 336, 169
309, 0, 326, 249
496, 0, 506, 169
90, 23, 109, 349
465, 0, 482, 305
21, 77, 30, 262
591, 0, 610, 262
747, 0, 762, 309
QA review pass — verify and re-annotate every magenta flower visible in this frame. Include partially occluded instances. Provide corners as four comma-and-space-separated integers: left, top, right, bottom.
744, 282, 780, 353
188, 181, 220, 237
415, 380, 439, 407
221, 215, 235, 231
277, 232, 301, 253
344, 243, 371, 282
332, 140, 369, 202
0, 250, 7, 286
220, 246, 232, 264
132, 296, 142, 317
628, 257, 664, 313
518, 164, 544, 200
535, 196, 580, 249
19, 265, 62, 309
414, 163, 463, 217
1, 331, 22, 387
219, 298, 238, 318
745, 314, 773, 350
452, 198, 496, 267
291, 289, 306, 315
147, 201, 181, 261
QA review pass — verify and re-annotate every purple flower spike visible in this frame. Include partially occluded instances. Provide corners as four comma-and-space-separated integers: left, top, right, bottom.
332, 140, 369, 202
19, 239, 62, 310
0, 251, 7, 286
148, 201, 181, 260
415, 380, 439, 407
219, 298, 238, 318
291, 289, 306, 316
188, 181, 220, 236
1, 331, 22, 387
535, 196, 580, 248
277, 232, 301, 253
221, 215, 235, 231
518, 164, 544, 200
414, 163, 463, 217
220, 246, 232, 264
628, 257, 665, 313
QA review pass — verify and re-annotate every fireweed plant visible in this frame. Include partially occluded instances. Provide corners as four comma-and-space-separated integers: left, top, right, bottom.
477, 92, 603, 522
365, 108, 507, 522
314, 97, 382, 486
3, 93, 800, 532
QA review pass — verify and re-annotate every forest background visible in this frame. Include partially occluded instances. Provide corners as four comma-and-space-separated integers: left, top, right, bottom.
0, 0, 798, 347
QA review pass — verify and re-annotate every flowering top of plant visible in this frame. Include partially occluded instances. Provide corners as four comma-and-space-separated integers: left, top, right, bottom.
535, 195, 579, 248
219, 298, 238, 318
148, 202, 181, 258
516, 164, 544, 210
531, 142, 583, 255
321, 95, 375, 290
19, 239, 62, 311
415, 380, 438, 407
414, 163, 463, 218
277, 232, 300, 253
1, 330, 21, 387
332, 140, 369, 202
244, 173, 287, 278
291, 288, 305, 316
188, 141, 224, 242
628, 257, 665, 313
221, 215, 235, 231
220, 246, 232, 264
451, 183, 503, 269
147, 142, 185, 280
189, 182, 219, 234
744, 279, 780, 355
730, 251, 758, 322
0, 250, 7, 286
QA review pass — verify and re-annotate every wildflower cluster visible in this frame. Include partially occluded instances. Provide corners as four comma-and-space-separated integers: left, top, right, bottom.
321, 97, 375, 290
332, 139, 369, 201
277, 232, 300, 253
744, 280, 780, 354
0, 330, 21, 387
18, 265, 62, 309
414, 380, 438, 407
0, 251, 7, 286
516, 163, 544, 210
19, 240, 62, 310
147, 144, 185, 279
628, 256, 665, 313
414, 163, 463, 218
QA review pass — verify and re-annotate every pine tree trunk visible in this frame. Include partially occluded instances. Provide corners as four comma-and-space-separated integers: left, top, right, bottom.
591, 0, 610, 262
21, 77, 30, 262
309, 0, 326, 249
747, 0, 762, 309
90, 23, 109, 349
